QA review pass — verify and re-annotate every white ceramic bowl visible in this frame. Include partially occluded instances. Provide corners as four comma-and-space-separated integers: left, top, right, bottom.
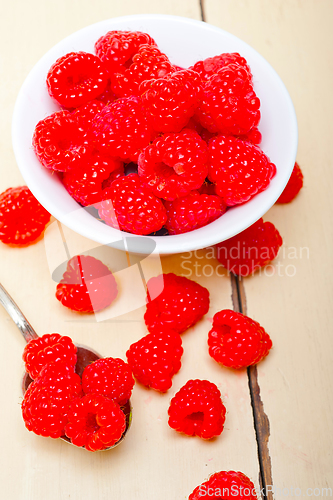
12, 14, 298, 255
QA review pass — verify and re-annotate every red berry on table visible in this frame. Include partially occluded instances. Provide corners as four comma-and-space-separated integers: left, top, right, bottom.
144, 273, 210, 335
215, 218, 283, 276
168, 379, 226, 439
82, 357, 134, 405
190, 52, 252, 83
0, 186, 50, 245
21, 362, 82, 439
276, 162, 303, 203
208, 135, 276, 206
65, 394, 126, 451
98, 173, 167, 235
138, 129, 208, 201
23, 333, 77, 380
126, 331, 183, 392
140, 69, 202, 133
189, 470, 257, 500
165, 190, 226, 235
208, 309, 272, 369
55, 255, 118, 313
46, 52, 108, 108
33, 111, 90, 172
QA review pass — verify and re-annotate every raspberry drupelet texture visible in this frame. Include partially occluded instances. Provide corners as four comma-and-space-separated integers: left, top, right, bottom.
46, 52, 108, 108
190, 52, 252, 83
208, 135, 276, 206
189, 471, 258, 500
65, 394, 126, 451
95, 79, 118, 105
98, 173, 167, 235
92, 96, 154, 162
33, 111, 90, 172
21, 362, 82, 439
73, 100, 105, 130
112, 44, 174, 97
95, 30, 157, 73
56, 255, 118, 313
195, 63, 260, 136
208, 309, 272, 369
215, 218, 283, 276
165, 190, 226, 235
140, 69, 202, 133
23, 333, 77, 380
144, 273, 210, 334
276, 162, 303, 203
126, 331, 183, 392
82, 357, 134, 405
138, 129, 208, 201
0, 186, 50, 245
168, 379, 226, 439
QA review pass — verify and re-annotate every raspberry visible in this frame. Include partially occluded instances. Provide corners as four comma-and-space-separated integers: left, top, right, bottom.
73, 100, 105, 129
92, 96, 154, 162
208, 309, 272, 369
46, 52, 108, 108
23, 333, 77, 380
215, 218, 283, 276
21, 362, 82, 439
82, 357, 134, 405
0, 186, 50, 245
126, 331, 183, 392
112, 44, 174, 97
144, 273, 210, 334
62, 152, 124, 206
189, 471, 257, 500
65, 394, 126, 451
55, 255, 118, 313
140, 69, 202, 133
165, 191, 226, 235
33, 111, 90, 172
95, 79, 118, 104
208, 135, 276, 206
168, 379, 226, 439
238, 126, 262, 145
95, 30, 156, 73
276, 162, 303, 203
98, 174, 167, 235
138, 129, 208, 201
190, 52, 252, 82
195, 63, 260, 136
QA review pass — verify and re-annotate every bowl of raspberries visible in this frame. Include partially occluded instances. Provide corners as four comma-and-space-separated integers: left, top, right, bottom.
12, 14, 298, 254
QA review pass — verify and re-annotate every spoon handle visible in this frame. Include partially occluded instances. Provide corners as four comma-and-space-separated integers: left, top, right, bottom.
0, 283, 38, 343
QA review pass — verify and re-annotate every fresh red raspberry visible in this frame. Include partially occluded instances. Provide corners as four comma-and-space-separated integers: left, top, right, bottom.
98, 174, 167, 235
190, 52, 252, 82
65, 394, 126, 451
112, 44, 174, 97
189, 470, 257, 500
92, 96, 154, 162
195, 63, 260, 136
46, 52, 108, 108
82, 357, 134, 405
215, 218, 283, 276
238, 126, 262, 145
140, 69, 202, 133
56, 255, 118, 313
144, 273, 210, 334
168, 379, 226, 439
62, 152, 124, 206
95, 79, 118, 104
165, 191, 226, 235
138, 129, 208, 200
126, 331, 183, 392
276, 162, 303, 203
21, 362, 82, 439
95, 30, 156, 73
23, 333, 77, 380
0, 186, 50, 245
208, 309, 272, 369
208, 135, 276, 206
33, 111, 90, 172
72, 100, 105, 129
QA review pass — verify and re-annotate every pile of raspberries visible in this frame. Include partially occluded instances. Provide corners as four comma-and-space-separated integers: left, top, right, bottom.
32, 30, 277, 236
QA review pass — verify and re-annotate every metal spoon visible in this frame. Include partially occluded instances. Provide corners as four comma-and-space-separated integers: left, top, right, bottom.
0, 282, 132, 449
